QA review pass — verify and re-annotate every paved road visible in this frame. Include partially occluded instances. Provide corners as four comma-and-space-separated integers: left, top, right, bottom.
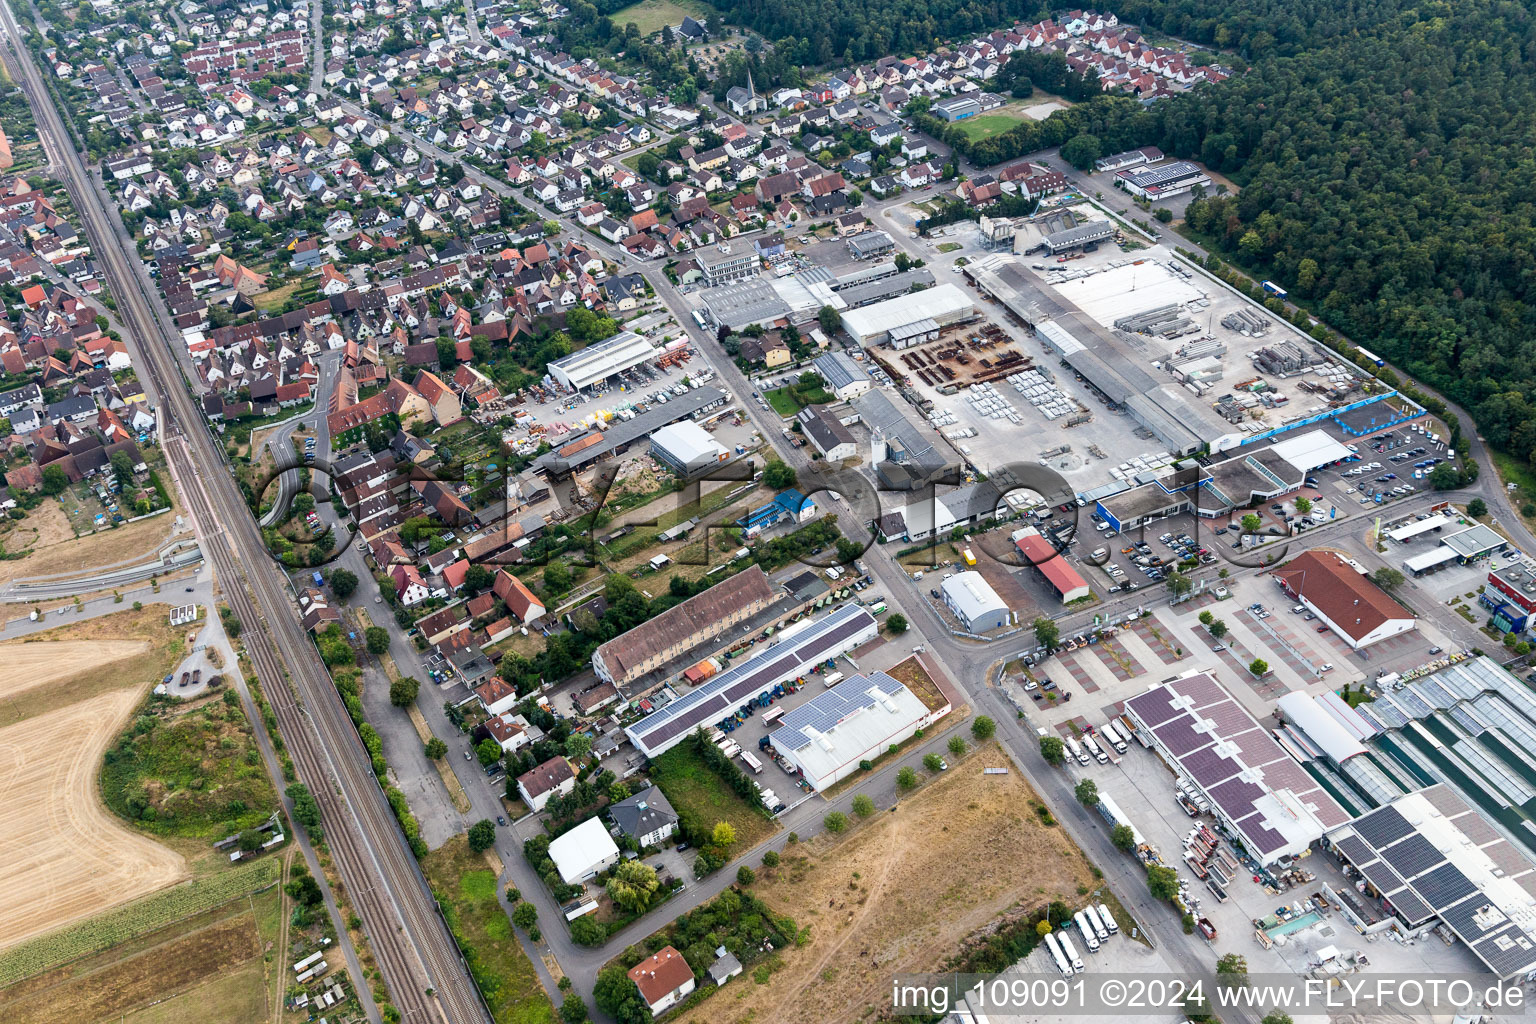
257, 350, 342, 528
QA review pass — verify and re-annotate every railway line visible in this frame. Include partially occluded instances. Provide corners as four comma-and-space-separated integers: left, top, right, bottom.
0, 7, 488, 1024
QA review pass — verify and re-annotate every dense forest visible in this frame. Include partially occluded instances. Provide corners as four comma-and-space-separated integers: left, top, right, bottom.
709, 0, 1048, 63
903, 0, 1536, 465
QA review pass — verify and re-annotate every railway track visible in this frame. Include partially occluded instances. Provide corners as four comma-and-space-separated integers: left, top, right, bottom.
0, 8, 488, 1024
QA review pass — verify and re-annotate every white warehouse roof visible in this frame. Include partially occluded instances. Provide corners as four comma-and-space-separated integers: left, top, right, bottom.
840, 283, 973, 343
941, 571, 1008, 624
650, 420, 726, 465
1276, 691, 1367, 765
547, 816, 620, 883
772, 671, 930, 788
548, 331, 658, 390
1268, 429, 1352, 474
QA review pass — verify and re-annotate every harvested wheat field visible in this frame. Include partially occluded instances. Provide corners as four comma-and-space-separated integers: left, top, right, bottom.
0, 639, 150, 701
0, 608, 189, 951
0, 688, 188, 950
678, 745, 1095, 1024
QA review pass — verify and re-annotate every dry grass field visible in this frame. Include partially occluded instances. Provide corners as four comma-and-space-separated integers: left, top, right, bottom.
677, 745, 1095, 1024
0, 608, 190, 951
0, 493, 183, 587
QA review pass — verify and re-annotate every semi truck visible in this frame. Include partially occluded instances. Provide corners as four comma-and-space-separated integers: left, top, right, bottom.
1100, 720, 1128, 754
1064, 736, 1089, 766
739, 751, 764, 774
1073, 911, 1100, 952
1084, 904, 1109, 941
1096, 903, 1119, 934
1083, 735, 1109, 764
1043, 931, 1072, 975
1058, 933, 1084, 972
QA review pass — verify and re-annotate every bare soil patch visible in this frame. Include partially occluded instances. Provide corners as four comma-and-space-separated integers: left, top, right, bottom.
677, 746, 1094, 1024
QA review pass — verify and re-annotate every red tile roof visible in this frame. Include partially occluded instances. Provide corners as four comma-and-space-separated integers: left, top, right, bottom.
1273, 549, 1413, 642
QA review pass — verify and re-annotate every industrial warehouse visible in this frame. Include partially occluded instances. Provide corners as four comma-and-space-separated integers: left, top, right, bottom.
547, 330, 658, 391
769, 671, 944, 789
624, 604, 879, 758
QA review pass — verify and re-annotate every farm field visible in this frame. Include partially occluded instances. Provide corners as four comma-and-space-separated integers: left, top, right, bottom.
0, 886, 276, 1024
675, 745, 1095, 1024
608, 0, 713, 36
0, 607, 205, 953
650, 744, 780, 851
424, 835, 555, 1024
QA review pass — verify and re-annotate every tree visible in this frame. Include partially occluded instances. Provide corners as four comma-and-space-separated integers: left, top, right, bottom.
569, 916, 605, 946
1293, 495, 1312, 515
237, 828, 264, 852
425, 737, 448, 759
923, 752, 943, 772
365, 627, 391, 654
823, 811, 848, 832
1033, 616, 1060, 651
512, 902, 538, 931
736, 865, 756, 885
40, 464, 67, 496
1216, 952, 1249, 978
712, 821, 736, 848
1167, 571, 1193, 598
763, 459, 797, 489
560, 995, 590, 1024
1146, 863, 1179, 901
763, 850, 780, 868
971, 715, 995, 741
851, 793, 876, 817
463, 564, 494, 594
1111, 824, 1136, 851
1036, 919, 1053, 937
1428, 463, 1460, 490
1240, 512, 1263, 534
595, 963, 648, 1024
564, 732, 592, 761
818, 305, 842, 334
608, 781, 631, 803
1249, 658, 1269, 677
1060, 133, 1103, 170
1199, 610, 1214, 626
468, 819, 497, 852
1075, 778, 1099, 806
1209, 619, 1229, 640
1370, 567, 1406, 592
1261, 1014, 1295, 1024
389, 676, 420, 707
606, 860, 660, 911
476, 738, 503, 766
897, 766, 918, 789
948, 735, 965, 756
1040, 735, 1065, 765
886, 612, 908, 634
1468, 497, 1488, 518
329, 569, 358, 600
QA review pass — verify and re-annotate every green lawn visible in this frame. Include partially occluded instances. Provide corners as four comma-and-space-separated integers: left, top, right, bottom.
424, 836, 555, 1024
763, 386, 801, 417
649, 744, 780, 851
608, 0, 714, 36
953, 112, 1030, 141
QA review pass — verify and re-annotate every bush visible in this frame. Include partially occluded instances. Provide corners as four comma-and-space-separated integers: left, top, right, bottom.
512, 902, 538, 931
923, 753, 943, 772
851, 793, 875, 817
736, 865, 756, 886
948, 735, 965, 755
569, 915, 606, 946
762, 850, 780, 868
425, 737, 447, 759
823, 811, 848, 833
886, 612, 908, 634
971, 716, 996, 740
896, 766, 918, 789
365, 627, 391, 654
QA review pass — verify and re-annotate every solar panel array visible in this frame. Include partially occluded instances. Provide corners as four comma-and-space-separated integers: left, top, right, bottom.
1329, 785, 1536, 977
772, 671, 904, 751
1125, 673, 1347, 859
626, 605, 877, 751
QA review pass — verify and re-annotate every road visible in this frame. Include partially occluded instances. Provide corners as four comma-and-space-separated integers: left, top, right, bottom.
257, 351, 342, 528
0, 8, 489, 1024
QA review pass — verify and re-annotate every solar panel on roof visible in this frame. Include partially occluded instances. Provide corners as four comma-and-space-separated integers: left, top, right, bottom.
1415, 862, 1479, 910
1360, 860, 1408, 897
1472, 926, 1536, 977
1386, 889, 1436, 926
1381, 833, 1443, 879
1335, 833, 1376, 866
773, 671, 902, 750
1355, 806, 1415, 848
